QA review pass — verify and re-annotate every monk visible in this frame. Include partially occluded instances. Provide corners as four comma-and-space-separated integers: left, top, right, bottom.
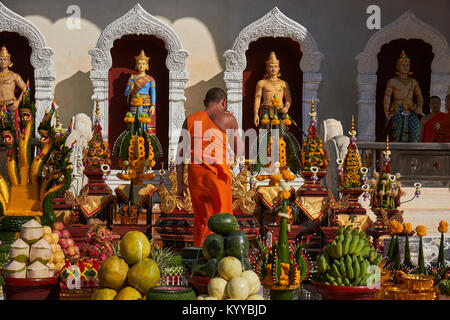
177, 88, 244, 246
419, 96, 446, 142
432, 94, 450, 142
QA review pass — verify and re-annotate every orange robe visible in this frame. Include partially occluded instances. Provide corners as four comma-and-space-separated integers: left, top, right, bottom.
423, 112, 446, 142
433, 113, 450, 142
187, 110, 233, 247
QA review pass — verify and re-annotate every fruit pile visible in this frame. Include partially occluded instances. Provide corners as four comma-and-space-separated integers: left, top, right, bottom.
83, 223, 115, 264
315, 225, 382, 286
92, 231, 160, 300
45, 222, 80, 266
197, 256, 263, 300
198, 213, 251, 277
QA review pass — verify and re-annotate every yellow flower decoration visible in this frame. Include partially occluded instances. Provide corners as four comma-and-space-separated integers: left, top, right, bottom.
438, 220, 448, 233
261, 118, 270, 125
283, 119, 292, 126
415, 225, 426, 237
279, 190, 291, 200
389, 220, 403, 234
271, 119, 280, 126
403, 222, 412, 234
272, 96, 282, 107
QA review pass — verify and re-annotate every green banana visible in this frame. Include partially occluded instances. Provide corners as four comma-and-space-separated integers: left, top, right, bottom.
326, 273, 336, 283
359, 246, 370, 257
336, 242, 343, 258
360, 260, 368, 277
343, 277, 350, 286
348, 235, 360, 255
374, 255, 382, 266
327, 242, 337, 259
337, 227, 344, 236
353, 276, 363, 286
318, 255, 329, 273
353, 255, 361, 279
336, 277, 343, 286
331, 280, 338, 286
345, 255, 354, 280
343, 225, 352, 237
351, 228, 360, 237
360, 274, 370, 286
323, 251, 331, 265
331, 263, 341, 279
342, 235, 352, 255
338, 258, 347, 278
369, 250, 377, 264
354, 239, 366, 255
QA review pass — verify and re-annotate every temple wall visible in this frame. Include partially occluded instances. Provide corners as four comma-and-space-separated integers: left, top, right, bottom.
3, 0, 450, 131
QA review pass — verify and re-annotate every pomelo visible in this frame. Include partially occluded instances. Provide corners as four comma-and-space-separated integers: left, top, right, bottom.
115, 286, 142, 300
119, 231, 150, 265
98, 255, 129, 290
127, 258, 160, 294
91, 287, 117, 300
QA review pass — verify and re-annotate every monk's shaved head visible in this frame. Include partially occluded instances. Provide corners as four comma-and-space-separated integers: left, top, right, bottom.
204, 88, 226, 106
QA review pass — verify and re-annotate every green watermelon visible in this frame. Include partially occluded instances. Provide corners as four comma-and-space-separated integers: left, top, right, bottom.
202, 233, 224, 260
224, 230, 249, 259
147, 286, 196, 300
207, 213, 238, 235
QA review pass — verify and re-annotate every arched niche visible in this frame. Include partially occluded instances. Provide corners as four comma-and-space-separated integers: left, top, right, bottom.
108, 34, 169, 168
89, 3, 189, 157
0, 3, 55, 133
375, 39, 434, 142
242, 37, 303, 139
356, 10, 450, 141
224, 7, 324, 135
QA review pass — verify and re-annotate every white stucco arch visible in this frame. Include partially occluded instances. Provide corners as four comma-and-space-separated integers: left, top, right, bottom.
223, 7, 324, 134
88, 3, 189, 153
356, 10, 450, 141
0, 2, 55, 133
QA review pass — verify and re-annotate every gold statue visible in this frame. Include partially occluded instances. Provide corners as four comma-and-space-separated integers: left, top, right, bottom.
383, 50, 423, 142
254, 51, 292, 127
124, 50, 157, 134
0, 46, 26, 136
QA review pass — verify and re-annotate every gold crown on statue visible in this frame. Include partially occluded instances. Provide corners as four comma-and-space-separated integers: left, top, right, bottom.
396, 50, 410, 66
0, 46, 11, 58
135, 49, 150, 63
265, 51, 279, 65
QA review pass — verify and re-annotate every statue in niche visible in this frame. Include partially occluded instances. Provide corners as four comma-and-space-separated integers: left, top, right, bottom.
254, 51, 292, 128
383, 50, 423, 142
65, 113, 93, 193
124, 49, 157, 134
0, 46, 26, 137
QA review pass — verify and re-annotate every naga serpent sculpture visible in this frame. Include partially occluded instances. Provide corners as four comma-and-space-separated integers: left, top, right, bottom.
0, 85, 74, 234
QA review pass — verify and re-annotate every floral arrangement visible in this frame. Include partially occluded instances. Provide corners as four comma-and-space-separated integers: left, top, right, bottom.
83, 99, 111, 169
438, 221, 448, 269
300, 98, 327, 171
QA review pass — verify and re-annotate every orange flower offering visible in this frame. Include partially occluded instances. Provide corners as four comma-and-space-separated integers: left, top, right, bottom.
261, 117, 270, 125
403, 222, 412, 233
438, 220, 448, 233
272, 95, 281, 107
271, 119, 280, 126
279, 190, 291, 200
415, 225, 426, 237
389, 220, 403, 234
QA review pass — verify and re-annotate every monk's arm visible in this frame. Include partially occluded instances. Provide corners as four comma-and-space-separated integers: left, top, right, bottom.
176, 120, 188, 196
227, 115, 244, 158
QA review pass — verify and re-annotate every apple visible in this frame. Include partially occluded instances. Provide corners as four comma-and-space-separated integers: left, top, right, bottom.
52, 230, 61, 237
61, 230, 71, 239
53, 222, 64, 231
59, 238, 68, 249
66, 238, 74, 247
67, 246, 76, 256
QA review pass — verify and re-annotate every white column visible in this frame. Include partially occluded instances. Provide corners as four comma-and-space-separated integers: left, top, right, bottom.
356, 73, 377, 141
302, 71, 322, 135
224, 71, 243, 129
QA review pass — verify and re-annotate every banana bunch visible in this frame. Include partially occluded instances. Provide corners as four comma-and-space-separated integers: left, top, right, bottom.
316, 225, 382, 286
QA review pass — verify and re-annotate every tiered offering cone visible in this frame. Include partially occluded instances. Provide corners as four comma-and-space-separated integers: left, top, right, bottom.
334, 116, 368, 216
295, 98, 329, 225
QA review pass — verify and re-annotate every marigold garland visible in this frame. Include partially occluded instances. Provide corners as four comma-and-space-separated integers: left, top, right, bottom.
390, 220, 403, 234
403, 222, 412, 234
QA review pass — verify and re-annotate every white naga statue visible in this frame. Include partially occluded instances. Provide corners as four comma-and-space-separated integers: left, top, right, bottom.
65, 113, 93, 194
320, 119, 350, 198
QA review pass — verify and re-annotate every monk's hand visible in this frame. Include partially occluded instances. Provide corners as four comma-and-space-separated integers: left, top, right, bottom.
433, 122, 441, 131
177, 182, 188, 198
254, 114, 259, 127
